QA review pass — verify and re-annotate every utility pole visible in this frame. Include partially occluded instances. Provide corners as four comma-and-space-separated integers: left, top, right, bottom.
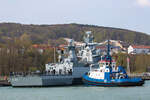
127, 56, 130, 75
54, 47, 56, 63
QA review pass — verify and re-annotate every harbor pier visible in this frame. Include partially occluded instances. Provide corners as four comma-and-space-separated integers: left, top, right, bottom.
129, 73, 150, 80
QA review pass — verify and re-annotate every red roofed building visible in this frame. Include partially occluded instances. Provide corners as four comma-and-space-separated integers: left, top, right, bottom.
32, 44, 60, 53
128, 45, 150, 54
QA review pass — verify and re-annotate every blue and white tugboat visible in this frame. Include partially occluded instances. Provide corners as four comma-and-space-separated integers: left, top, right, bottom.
82, 40, 144, 87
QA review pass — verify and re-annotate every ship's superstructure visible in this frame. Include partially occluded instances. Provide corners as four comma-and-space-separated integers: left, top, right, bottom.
45, 39, 76, 76
78, 31, 101, 64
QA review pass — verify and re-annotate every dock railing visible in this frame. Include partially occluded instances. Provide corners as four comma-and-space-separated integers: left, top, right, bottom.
128, 73, 150, 80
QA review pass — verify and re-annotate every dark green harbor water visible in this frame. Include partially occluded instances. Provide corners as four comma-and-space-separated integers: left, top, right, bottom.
0, 81, 150, 100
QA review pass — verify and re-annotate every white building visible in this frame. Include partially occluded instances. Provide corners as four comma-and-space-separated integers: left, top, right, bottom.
128, 45, 150, 54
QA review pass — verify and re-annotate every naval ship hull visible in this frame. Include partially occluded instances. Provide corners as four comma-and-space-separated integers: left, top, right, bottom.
10, 67, 90, 87
10, 75, 73, 87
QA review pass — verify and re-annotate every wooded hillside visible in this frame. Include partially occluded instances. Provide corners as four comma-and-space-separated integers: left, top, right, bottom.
0, 23, 150, 45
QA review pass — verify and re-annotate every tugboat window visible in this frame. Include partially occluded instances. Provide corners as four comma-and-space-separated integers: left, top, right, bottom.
106, 62, 108, 65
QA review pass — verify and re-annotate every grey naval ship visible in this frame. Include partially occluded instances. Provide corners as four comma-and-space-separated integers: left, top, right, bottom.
10, 31, 102, 87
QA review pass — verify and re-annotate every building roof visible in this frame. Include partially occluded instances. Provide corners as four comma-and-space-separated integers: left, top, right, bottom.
99, 59, 116, 63
96, 46, 106, 50
32, 44, 59, 49
131, 45, 150, 49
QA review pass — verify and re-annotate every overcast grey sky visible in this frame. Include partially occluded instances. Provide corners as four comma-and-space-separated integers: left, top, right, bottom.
0, 0, 150, 34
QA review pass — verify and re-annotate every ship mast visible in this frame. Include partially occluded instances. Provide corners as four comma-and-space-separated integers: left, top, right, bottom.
106, 40, 112, 64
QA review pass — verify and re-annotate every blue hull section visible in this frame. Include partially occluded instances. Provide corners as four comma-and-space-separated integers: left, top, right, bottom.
82, 75, 144, 87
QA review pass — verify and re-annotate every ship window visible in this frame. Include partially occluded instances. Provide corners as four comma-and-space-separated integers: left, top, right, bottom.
106, 69, 109, 72
99, 63, 101, 66
106, 62, 108, 65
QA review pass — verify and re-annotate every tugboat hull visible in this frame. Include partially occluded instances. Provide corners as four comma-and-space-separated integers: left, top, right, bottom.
82, 75, 145, 87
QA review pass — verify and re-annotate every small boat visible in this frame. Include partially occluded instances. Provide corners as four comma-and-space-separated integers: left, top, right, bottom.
82, 40, 144, 87
0, 80, 11, 86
